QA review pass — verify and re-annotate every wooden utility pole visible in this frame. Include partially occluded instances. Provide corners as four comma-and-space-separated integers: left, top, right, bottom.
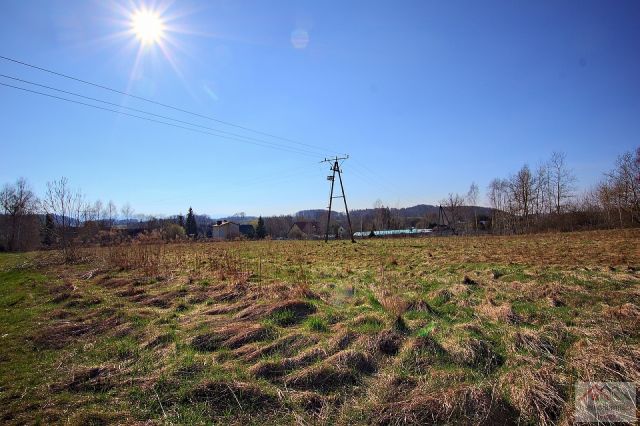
322, 155, 355, 243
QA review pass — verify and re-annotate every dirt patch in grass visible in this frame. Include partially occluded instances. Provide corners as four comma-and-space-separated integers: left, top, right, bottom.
376, 329, 404, 355
463, 275, 478, 285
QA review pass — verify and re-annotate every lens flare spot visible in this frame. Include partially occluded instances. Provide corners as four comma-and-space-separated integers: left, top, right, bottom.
291, 29, 309, 49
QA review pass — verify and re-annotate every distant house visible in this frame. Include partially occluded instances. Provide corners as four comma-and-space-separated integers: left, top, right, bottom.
288, 220, 321, 239
212, 220, 240, 239
239, 224, 255, 238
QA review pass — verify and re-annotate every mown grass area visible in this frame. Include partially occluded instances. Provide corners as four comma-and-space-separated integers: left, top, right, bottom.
0, 229, 638, 425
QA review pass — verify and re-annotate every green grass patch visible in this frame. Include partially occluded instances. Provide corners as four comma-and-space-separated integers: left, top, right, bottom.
304, 316, 328, 332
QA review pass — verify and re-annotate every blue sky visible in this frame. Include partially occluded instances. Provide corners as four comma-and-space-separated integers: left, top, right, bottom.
1, 0, 639, 217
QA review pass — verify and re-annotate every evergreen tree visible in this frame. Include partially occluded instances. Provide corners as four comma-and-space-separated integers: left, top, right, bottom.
43, 213, 55, 246
185, 208, 198, 237
256, 216, 266, 239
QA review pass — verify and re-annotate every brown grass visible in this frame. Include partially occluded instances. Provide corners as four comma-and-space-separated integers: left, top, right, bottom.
374, 383, 516, 425
2, 228, 638, 424
501, 360, 566, 426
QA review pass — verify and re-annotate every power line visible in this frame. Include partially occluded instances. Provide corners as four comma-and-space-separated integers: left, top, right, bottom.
0, 54, 338, 155
0, 73, 327, 157
350, 159, 398, 195
0, 81, 321, 158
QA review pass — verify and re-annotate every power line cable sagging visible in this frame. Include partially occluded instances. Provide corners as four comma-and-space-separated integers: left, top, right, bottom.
0, 76, 323, 157
0, 80, 323, 158
0, 55, 341, 158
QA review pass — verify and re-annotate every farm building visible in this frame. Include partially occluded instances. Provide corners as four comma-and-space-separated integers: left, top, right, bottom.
211, 220, 240, 239
288, 220, 321, 239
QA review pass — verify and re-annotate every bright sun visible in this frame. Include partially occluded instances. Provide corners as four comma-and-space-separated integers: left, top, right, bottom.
131, 10, 165, 45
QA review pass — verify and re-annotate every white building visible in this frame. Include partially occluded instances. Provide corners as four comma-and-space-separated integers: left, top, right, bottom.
211, 220, 240, 239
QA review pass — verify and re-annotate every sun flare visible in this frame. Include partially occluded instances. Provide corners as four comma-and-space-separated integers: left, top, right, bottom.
131, 9, 165, 45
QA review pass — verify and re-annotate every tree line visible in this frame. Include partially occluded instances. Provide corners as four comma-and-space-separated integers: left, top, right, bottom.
1, 146, 638, 251
0, 176, 203, 258
483, 149, 639, 233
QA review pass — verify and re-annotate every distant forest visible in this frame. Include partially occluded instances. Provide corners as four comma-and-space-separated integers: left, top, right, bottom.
1, 147, 638, 254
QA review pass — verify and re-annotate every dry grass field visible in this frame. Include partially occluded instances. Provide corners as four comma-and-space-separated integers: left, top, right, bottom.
0, 229, 638, 425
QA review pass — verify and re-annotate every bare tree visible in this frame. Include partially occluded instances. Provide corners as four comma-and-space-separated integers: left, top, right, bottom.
121, 203, 134, 227
441, 193, 465, 229
467, 182, 479, 231
549, 152, 576, 215
43, 177, 84, 260
0, 178, 39, 251
373, 199, 385, 230
93, 200, 104, 224
487, 178, 513, 234
106, 201, 117, 229
510, 165, 535, 232
532, 162, 550, 218
595, 181, 615, 227
605, 149, 640, 224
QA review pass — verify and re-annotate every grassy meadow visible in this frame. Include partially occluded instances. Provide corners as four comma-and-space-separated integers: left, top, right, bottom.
0, 229, 638, 425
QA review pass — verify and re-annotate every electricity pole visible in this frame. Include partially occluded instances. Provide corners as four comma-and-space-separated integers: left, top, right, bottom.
322, 155, 355, 243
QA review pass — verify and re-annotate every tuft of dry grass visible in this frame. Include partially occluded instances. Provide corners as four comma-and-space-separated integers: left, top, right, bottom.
476, 298, 522, 324
444, 337, 504, 373
373, 383, 515, 425
501, 359, 566, 426
567, 336, 640, 383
